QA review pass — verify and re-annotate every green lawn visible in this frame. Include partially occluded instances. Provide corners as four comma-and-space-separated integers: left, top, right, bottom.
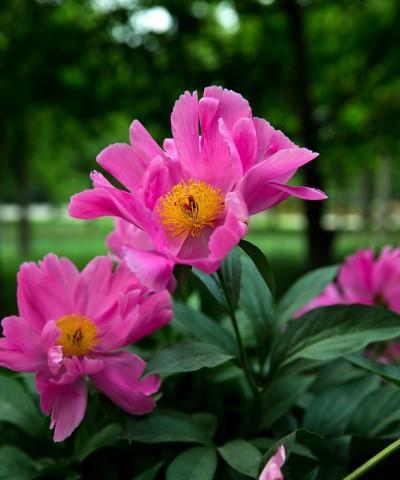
1, 219, 399, 316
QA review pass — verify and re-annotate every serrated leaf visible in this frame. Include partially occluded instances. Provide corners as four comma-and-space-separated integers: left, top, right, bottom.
146, 341, 235, 376
166, 447, 217, 480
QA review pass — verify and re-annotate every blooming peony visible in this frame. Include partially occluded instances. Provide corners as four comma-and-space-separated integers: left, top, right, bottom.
297, 247, 400, 316
259, 445, 286, 480
0, 254, 172, 442
69, 86, 326, 291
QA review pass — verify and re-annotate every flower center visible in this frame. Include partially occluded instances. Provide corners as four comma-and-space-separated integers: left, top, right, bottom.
158, 180, 224, 238
57, 314, 98, 357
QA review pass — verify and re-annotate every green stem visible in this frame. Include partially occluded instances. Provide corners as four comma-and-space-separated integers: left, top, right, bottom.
342, 438, 400, 480
217, 270, 259, 398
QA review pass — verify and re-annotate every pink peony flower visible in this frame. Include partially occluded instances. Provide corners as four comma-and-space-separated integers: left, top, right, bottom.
297, 247, 400, 317
259, 445, 286, 480
0, 254, 172, 442
69, 86, 326, 291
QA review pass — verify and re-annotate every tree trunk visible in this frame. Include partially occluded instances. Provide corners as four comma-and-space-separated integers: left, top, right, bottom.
283, 0, 334, 268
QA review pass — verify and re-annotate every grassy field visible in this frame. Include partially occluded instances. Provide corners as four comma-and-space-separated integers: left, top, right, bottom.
1, 219, 399, 315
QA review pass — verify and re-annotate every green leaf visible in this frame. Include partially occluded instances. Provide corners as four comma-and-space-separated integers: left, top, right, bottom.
146, 341, 235, 376
173, 303, 237, 355
260, 374, 315, 429
277, 265, 338, 325
0, 373, 46, 437
239, 239, 276, 297
193, 269, 225, 307
239, 255, 275, 337
192, 413, 218, 438
218, 439, 262, 477
310, 359, 367, 393
74, 423, 122, 462
219, 247, 242, 310
192, 248, 241, 310
350, 384, 400, 438
0, 446, 38, 480
270, 305, 400, 371
166, 447, 217, 480
124, 409, 212, 446
347, 354, 400, 387
133, 462, 164, 480
302, 376, 379, 436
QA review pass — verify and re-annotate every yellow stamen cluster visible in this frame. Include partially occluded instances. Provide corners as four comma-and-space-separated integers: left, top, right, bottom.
158, 180, 224, 238
57, 314, 98, 357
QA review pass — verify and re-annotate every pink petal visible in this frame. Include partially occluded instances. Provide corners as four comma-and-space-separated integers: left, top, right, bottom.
17, 255, 79, 331
203, 86, 252, 129
36, 375, 87, 442
123, 246, 175, 293
0, 316, 45, 372
206, 191, 248, 264
171, 91, 200, 176
198, 96, 219, 131
253, 118, 276, 163
241, 149, 322, 214
97, 143, 145, 191
295, 284, 346, 317
187, 192, 249, 273
266, 129, 296, 157
53, 356, 104, 385
338, 249, 375, 303
372, 247, 400, 304
68, 184, 150, 230
129, 119, 165, 165
125, 289, 173, 344
259, 445, 286, 480
142, 155, 171, 210
107, 219, 153, 260
163, 138, 177, 157
268, 182, 327, 200
90, 351, 160, 415
232, 117, 257, 173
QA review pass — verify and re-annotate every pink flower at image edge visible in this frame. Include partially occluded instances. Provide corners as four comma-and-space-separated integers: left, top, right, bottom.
0, 254, 172, 441
260, 445, 286, 480
296, 246, 400, 363
69, 86, 326, 292
297, 247, 400, 316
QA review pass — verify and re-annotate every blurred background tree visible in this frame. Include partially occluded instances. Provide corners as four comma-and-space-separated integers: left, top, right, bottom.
0, 0, 399, 313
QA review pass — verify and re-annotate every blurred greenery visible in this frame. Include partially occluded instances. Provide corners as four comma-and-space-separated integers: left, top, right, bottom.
1, 219, 399, 317
0, 0, 399, 263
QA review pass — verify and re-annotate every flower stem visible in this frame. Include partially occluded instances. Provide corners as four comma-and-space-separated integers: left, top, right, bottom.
217, 270, 259, 398
342, 438, 400, 480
